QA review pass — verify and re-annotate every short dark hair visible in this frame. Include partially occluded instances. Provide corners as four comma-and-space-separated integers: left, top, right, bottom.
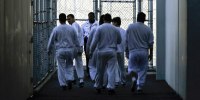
137, 12, 146, 22
104, 13, 112, 22
112, 17, 121, 26
99, 15, 105, 25
67, 14, 74, 19
59, 13, 67, 22
88, 12, 95, 16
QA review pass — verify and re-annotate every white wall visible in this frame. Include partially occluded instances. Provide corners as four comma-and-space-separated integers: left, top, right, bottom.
165, 0, 187, 99
178, 0, 187, 99
165, 0, 179, 90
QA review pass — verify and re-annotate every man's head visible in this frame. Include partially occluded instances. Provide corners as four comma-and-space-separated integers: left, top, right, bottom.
137, 12, 146, 23
67, 14, 75, 25
88, 12, 95, 24
103, 13, 112, 23
59, 13, 67, 24
112, 17, 121, 27
99, 15, 105, 25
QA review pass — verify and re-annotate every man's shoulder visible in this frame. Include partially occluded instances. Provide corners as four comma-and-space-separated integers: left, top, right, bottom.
72, 22, 81, 28
94, 21, 99, 25
81, 21, 89, 26
73, 22, 80, 26
119, 27, 126, 33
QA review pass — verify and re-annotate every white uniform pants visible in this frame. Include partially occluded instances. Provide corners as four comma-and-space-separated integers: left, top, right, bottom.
74, 54, 84, 79
95, 50, 117, 89
89, 50, 97, 80
115, 52, 126, 84
56, 48, 75, 86
128, 49, 148, 88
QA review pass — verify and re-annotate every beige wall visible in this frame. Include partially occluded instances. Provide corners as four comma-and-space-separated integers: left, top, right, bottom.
0, 0, 33, 100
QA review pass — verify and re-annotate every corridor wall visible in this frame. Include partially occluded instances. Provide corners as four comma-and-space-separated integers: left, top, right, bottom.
165, 0, 187, 99
186, 0, 200, 100
0, 0, 33, 100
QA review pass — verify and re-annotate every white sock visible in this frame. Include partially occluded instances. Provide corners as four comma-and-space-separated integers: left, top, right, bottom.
80, 79, 84, 83
132, 77, 136, 82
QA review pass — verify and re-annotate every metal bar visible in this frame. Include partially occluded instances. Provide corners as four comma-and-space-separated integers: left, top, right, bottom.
148, 0, 153, 69
133, 0, 136, 22
148, 0, 153, 29
138, 0, 142, 12
94, 0, 98, 20
99, 0, 102, 18
101, 0, 135, 3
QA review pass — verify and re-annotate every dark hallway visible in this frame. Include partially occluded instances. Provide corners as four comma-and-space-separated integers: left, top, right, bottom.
31, 73, 182, 100
1, 0, 200, 100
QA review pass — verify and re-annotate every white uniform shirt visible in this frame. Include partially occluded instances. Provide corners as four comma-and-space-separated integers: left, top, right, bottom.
81, 20, 98, 38
47, 24, 80, 52
126, 22, 154, 51
71, 22, 84, 46
90, 23, 122, 53
116, 27, 126, 53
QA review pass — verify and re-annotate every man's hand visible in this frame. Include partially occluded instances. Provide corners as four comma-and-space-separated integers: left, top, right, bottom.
148, 54, 153, 61
89, 53, 93, 59
47, 51, 51, 55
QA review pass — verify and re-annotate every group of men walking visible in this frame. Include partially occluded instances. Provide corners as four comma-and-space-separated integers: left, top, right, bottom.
47, 12, 154, 95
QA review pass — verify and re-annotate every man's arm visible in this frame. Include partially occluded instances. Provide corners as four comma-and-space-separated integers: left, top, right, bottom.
47, 29, 56, 55
148, 30, 154, 61
149, 47, 153, 61
90, 28, 100, 55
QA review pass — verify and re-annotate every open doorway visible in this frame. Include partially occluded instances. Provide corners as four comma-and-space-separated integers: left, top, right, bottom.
56, 0, 157, 71
32, 0, 157, 90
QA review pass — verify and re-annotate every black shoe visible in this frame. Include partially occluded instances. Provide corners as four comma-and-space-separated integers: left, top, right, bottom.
121, 83, 126, 87
72, 80, 76, 85
67, 81, 73, 90
115, 82, 119, 88
131, 81, 137, 92
102, 86, 106, 89
61, 86, 66, 91
136, 89, 143, 94
108, 89, 115, 95
130, 71, 138, 92
79, 82, 84, 88
96, 88, 101, 94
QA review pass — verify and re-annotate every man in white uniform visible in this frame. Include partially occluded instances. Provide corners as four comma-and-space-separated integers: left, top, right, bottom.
67, 14, 84, 88
90, 13, 121, 95
82, 12, 98, 77
112, 17, 126, 86
47, 13, 81, 90
86, 15, 105, 81
126, 12, 154, 93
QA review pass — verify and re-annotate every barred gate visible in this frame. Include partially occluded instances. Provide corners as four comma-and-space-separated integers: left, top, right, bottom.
99, 0, 156, 68
56, 0, 94, 66
32, 0, 156, 88
100, 0, 136, 29
33, 0, 57, 88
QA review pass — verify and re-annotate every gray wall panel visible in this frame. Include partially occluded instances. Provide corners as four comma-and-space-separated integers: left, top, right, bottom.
156, 0, 166, 80
0, 0, 33, 99
0, 0, 5, 97
178, 0, 187, 99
